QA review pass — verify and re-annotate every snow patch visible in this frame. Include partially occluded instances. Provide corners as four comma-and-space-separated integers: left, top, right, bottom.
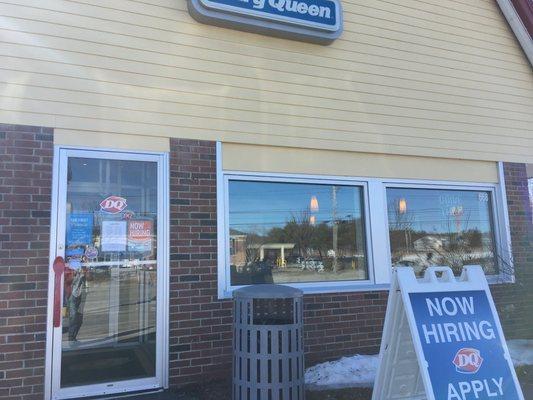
304, 354, 378, 390
305, 340, 532, 390
507, 339, 533, 367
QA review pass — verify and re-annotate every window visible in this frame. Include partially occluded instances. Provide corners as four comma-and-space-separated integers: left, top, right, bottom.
218, 169, 510, 297
386, 187, 498, 277
228, 180, 368, 285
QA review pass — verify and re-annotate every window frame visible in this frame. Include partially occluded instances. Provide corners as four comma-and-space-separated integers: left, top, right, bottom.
45, 145, 170, 399
219, 172, 376, 298
382, 180, 510, 284
216, 156, 513, 298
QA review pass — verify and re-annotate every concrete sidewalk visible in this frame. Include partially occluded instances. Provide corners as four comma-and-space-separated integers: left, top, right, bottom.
78, 382, 533, 400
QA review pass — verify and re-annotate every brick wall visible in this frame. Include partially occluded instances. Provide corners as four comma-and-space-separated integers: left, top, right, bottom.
0, 124, 53, 400
168, 138, 231, 386
1, 130, 528, 396
167, 138, 387, 387
303, 291, 387, 365
167, 146, 530, 387
491, 163, 533, 339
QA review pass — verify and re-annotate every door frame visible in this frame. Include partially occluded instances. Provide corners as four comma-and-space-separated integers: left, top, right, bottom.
44, 145, 169, 400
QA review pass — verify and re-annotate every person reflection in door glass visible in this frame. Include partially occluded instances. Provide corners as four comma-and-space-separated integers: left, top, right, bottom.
64, 256, 90, 344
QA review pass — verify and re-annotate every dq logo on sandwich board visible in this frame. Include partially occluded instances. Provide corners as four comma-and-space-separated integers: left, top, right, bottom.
100, 196, 127, 214
453, 348, 483, 374
372, 266, 524, 400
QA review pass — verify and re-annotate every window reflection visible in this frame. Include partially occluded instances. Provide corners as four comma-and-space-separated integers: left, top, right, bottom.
387, 188, 497, 276
228, 180, 368, 285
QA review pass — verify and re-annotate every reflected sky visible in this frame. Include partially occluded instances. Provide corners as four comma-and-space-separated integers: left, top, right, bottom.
387, 188, 493, 234
68, 158, 158, 214
229, 180, 364, 234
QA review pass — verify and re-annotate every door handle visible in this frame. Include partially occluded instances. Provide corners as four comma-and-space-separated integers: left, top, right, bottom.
52, 256, 66, 328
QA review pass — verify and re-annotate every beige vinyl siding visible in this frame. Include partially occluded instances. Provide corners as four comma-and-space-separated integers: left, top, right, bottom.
54, 130, 170, 151
0, 0, 532, 163
222, 143, 499, 183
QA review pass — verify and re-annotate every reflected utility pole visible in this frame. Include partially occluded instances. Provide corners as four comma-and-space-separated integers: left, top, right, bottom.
332, 186, 338, 274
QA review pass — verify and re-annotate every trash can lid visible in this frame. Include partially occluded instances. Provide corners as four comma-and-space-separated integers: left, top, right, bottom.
233, 284, 303, 299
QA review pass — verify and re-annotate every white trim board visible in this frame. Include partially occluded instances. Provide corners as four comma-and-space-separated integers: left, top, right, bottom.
496, 0, 533, 66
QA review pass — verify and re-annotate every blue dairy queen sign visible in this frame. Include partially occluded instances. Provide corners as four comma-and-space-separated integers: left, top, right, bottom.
188, 0, 342, 43
409, 290, 521, 400
201, 0, 339, 31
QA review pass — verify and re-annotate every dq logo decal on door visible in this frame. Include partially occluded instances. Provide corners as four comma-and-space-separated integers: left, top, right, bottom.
100, 196, 128, 214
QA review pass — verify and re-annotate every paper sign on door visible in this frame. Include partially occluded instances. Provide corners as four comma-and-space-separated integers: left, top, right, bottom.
127, 220, 153, 253
101, 220, 127, 252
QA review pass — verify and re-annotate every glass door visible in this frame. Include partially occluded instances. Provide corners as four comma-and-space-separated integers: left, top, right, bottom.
49, 148, 167, 399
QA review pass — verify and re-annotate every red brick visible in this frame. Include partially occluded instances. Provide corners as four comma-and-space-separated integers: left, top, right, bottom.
0, 125, 51, 400
492, 163, 532, 339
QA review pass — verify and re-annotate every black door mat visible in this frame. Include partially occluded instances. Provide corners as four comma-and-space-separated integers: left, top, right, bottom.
61, 346, 155, 388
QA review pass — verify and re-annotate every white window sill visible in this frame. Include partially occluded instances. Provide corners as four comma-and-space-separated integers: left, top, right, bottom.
219, 273, 514, 299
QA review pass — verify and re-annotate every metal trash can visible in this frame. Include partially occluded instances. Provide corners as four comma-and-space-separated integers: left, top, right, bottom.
233, 284, 304, 400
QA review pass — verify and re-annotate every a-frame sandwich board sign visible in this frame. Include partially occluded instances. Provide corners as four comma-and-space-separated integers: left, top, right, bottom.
372, 266, 524, 400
